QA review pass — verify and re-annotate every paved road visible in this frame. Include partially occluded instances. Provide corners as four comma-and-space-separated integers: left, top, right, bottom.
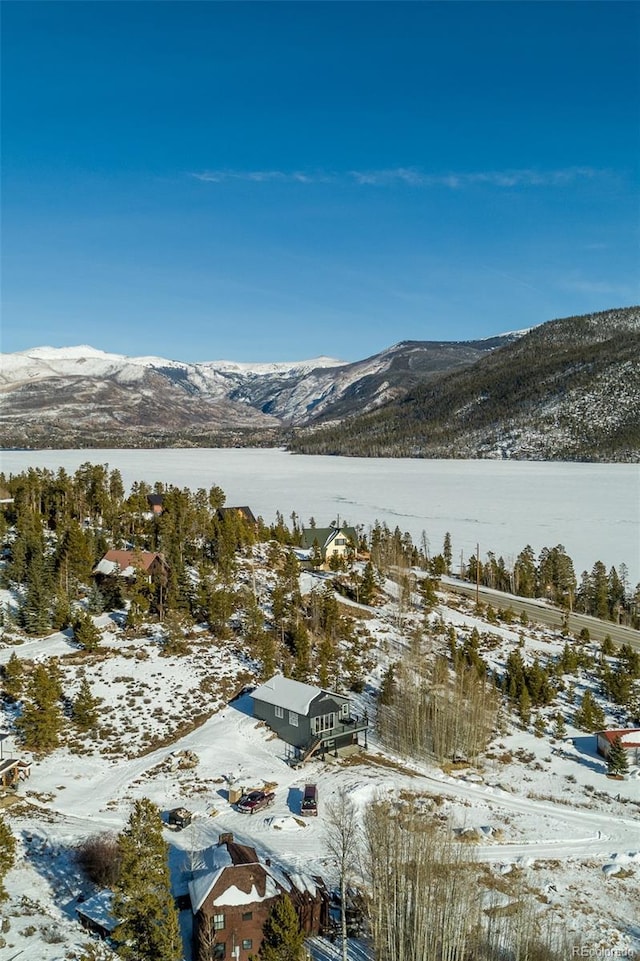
440, 576, 640, 649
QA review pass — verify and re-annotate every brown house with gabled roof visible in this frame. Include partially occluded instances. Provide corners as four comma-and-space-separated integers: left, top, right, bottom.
146, 493, 165, 515
93, 549, 169, 582
189, 834, 328, 960
217, 506, 258, 527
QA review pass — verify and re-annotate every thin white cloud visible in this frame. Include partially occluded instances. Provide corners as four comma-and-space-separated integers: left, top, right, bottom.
191, 169, 338, 185
190, 166, 603, 189
559, 277, 639, 299
480, 264, 543, 293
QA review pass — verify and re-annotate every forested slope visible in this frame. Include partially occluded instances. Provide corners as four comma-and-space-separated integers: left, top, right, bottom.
289, 308, 640, 461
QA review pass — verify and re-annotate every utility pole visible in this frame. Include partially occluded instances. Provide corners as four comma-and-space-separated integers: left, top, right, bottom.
476, 543, 480, 608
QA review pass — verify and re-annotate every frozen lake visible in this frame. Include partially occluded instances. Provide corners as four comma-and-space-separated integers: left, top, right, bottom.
1, 448, 638, 584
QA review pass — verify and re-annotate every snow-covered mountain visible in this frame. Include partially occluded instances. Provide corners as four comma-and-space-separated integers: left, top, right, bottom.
0, 335, 518, 445
290, 307, 640, 462
1, 308, 637, 459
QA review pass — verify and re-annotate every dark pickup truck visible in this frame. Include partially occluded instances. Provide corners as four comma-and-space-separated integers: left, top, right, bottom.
236, 790, 276, 814
300, 783, 318, 816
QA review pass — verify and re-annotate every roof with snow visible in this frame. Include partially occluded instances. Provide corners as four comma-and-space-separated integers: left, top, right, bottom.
188, 839, 261, 911
76, 890, 118, 934
597, 729, 640, 748
94, 549, 166, 577
212, 877, 281, 907
251, 674, 348, 716
0, 758, 31, 774
188, 838, 321, 914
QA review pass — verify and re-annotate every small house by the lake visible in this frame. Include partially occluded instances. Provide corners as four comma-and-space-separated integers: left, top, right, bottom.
251, 674, 368, 761
300, 523, 357, 568
93, 549, 169, 583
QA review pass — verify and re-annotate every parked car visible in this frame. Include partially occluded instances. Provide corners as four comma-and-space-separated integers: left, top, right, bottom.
301, 783, 318, 816
236, 790, 275, 814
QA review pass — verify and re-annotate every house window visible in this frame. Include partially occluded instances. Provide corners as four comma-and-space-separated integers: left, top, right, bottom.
335, 537, 346, 546
242, 940, 253, 951
289, 711, 299, 727
274, 705, 284, 719
241, 911, 253, 921
213, 913, 225, 931
213, 945, 225, 960
340, 703, 349, 718
313, 713, 335, 734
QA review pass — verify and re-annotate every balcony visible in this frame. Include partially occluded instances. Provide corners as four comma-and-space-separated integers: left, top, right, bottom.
306, 713, 369, 753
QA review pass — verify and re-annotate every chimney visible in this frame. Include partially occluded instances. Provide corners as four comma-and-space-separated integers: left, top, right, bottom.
265, 857, 271, 867
218, 832, 233, 846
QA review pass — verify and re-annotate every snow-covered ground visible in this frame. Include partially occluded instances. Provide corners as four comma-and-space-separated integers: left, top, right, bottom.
1, 449, 638, 583
0, 561, 639, 958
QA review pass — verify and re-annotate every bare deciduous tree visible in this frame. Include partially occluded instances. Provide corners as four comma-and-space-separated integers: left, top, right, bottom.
324, 787, 361, 961
378, 652, 498, 763
76, 832, 122, 887
362, 799, 480, 961
363, 800, 577, 961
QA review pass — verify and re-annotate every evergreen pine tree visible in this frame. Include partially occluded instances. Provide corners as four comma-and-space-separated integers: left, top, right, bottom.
74, 611, 101, 651
442, 532, 452, 573
589, 561, 609, 619
125, 601, 144, 631
56, 520, 94, 597
87, 584, 105, 615
0, 815, 16, 901
2, 651, 25, 703
310, 543, 323, 569
600, 634, 616, 657
161, 610, 190, 656
514, 545, 537, 597
359, 561, 377, 606
533, 714, 546, 738
258, 631, 278, 680
51, 592, 73, 631
573, 690, 606, 732
113, 798, 181, 961
21, 549, 52, 635
291, 621, 310, 680
16, 662, 64, 753
101, 574, 125, 611
73, 678, 101, 733
518, 687, 531, 726
420, 574, 438, 612
552, 713, 567, 740
258, 894, 305, 961
607, 736, 629, 777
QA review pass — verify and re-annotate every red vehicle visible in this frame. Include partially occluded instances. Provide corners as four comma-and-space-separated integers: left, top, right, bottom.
301, 783, 318, 816
236, 790, 275, 814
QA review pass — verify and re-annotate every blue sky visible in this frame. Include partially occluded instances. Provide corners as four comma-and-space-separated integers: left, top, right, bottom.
2, 1, 639, 363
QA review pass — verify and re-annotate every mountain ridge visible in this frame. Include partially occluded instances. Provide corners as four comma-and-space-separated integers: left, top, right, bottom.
1, 307, 638, 460
290, 306, 640, 462
0, 332, 520, 443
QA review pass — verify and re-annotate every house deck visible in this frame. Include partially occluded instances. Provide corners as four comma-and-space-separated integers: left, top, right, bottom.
304, 714, 369, 760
